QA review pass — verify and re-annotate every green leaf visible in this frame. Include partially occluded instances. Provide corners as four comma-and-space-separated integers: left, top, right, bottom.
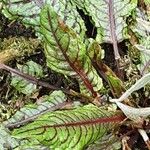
72, 0, 137, 59
0, 125, 19, 150
46, 0, 86, 38
72, 0, 137, 42
115, 101, 150, 121
88, 40, 125, 98
11, 61, 43, 95
110, 72, 150, 121
110, 72, 150, 103
135, 42, 150, 74
12, 104, 122, 150
40, 5, 103, 97
1, 0, 41, 27
1, 0, 86, 38
133, 11, 150, 73
4, 91, 67, 128
144, 0, 150, 4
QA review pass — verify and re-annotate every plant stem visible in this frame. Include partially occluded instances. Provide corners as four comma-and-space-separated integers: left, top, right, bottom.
5, 101, 70, 129
0, 64, 95, 103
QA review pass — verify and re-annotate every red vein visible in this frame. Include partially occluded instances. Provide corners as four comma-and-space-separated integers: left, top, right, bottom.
16, 115, 125, 134
108, 0, 120, 60
46, 9, 97, 97
49, 115, 125, 128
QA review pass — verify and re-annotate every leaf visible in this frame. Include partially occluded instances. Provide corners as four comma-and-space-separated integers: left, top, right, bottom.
4, 90, 67, 128
87, 133, 121, 150
144, 0, 150, 5
11, 61, 43, 95
72, 0, 137, 42
110, 73, 150, 121
71, 0, 137, 59
135, 43, 150, 74
123, 9, 150, 77
0, 123, 49, 149
47, 0, 86, 38
110, 72, 150, 102
88, 41, 125, 98
132, 11, 150, 74
1, 0, 42, 28
40, 5, 103, 97
12, 104, 124, 150
115, 101, 150, 121
1, 0, 86, 37
0, 125, 19, 150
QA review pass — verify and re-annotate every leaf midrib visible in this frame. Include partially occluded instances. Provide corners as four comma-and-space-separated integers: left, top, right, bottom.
46, 8, 98, 97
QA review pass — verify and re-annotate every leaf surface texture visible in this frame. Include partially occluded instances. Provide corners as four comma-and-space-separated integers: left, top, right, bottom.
12, 104, 121, 150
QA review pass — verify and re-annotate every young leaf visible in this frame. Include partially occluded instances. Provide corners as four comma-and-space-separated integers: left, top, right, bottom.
87, 133, 121, 150
88, 41, 125, 98
40, 5, 103, 97
11, 61, 43, 95
4, 90, 67, 128
71, 0, 137, 59
12, 104, 124, 150
110, 72, 150, 102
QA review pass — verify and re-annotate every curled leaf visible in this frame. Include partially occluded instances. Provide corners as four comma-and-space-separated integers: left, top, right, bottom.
110, 72, 150, 121
115, 102, 150, 121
